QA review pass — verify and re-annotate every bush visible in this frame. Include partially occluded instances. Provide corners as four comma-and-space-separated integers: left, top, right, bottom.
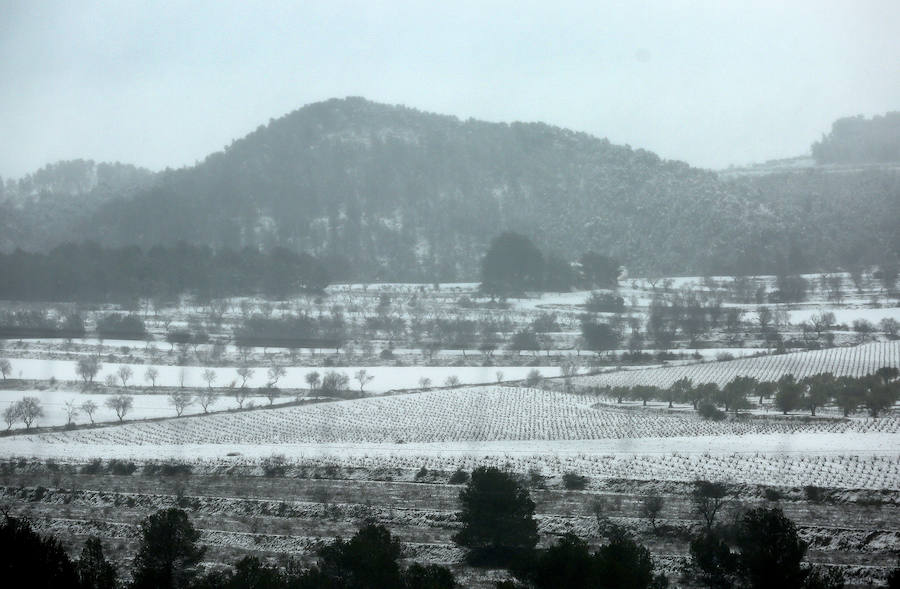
80, 459, 103, 475
144, 461, 192, 477
804, 485, 825, 503
449, 468, 469, 484
763, 488, 783, 502
107, 459, 137, 476
95, 313, 147, 340
562, 471, 588, 490
698, 402, 726, 421
584, 291, 626, 313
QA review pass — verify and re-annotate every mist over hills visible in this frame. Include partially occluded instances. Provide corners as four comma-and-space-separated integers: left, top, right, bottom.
2, 99, 897, 281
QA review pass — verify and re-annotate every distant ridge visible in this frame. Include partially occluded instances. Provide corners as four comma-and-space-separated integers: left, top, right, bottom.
2, 98, 897, 280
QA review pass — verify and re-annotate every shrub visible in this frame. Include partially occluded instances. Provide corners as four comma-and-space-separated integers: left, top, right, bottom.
562, 471, 588, 490
95, 313, 147, 340
698, 402, 726, 421
107, 459, 137, 476
804, 485, 825, 503
449, 468, 469, 484
80, 459, 103, 475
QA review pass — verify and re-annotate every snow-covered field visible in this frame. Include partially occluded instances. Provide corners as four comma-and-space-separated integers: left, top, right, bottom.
0, 388, 277, 428
0, 359, 560, 393
3, 385, 897, 488
571, 341, 900, 389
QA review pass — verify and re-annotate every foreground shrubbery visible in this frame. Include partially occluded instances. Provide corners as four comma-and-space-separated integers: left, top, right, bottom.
2, 474, 894, 588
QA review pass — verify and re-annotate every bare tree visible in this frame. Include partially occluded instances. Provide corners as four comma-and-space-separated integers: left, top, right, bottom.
232, 387, 249, 409
168, 391, 193, 416
266, 365, 286, 388
418, 377, 432, 390
305, 371, 320, 393
64, 400, 80, 425
105, 394, 133, 422
117, 365, 133, 387
640, 495, 665, 533
104, 374, 118, 388
80, 400, 98, 424
262, 386, 279, 405
145, 366, 159, 389
202, 369, 217, 389
495, 371, 504, 383
197, 390, 217, 413
19, 397, 43, 430
692, 480, 728, 529
354, 369, 374, 393
77, 357, 102, 384
443, 375, 460, 387
3, 403, 21, 430
236, 366, 254, 388
0, 359, 11, 381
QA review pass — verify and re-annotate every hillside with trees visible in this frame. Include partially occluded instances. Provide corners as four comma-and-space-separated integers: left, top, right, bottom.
811, 112, 900, 164
2, 99, 897, 281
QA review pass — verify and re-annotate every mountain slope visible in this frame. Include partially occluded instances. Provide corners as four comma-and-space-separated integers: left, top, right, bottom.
5, 98, 898, 280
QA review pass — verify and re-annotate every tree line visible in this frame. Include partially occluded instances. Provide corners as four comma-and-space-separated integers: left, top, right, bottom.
588, 367, 900, 418
0, 242, 329, 303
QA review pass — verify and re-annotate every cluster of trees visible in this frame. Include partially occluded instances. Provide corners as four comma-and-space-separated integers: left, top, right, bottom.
480, 232, 620, 296
234, 314, 344, 350
4, 101, 900, 280
0, 242, 328, 303
5, 468, 899, 588
2, 396, 43, 430
0, 310, 86, 339
811, 112, 900, 164
0, 508, 457, 589
593, 367, 900, 418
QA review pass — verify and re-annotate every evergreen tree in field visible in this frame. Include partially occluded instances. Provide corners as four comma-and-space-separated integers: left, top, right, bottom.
76, 537, 118, 589
131, 508, 205, 589
480, 232, 545, 297
453, 466, 538, 566
0, 515, 81, 588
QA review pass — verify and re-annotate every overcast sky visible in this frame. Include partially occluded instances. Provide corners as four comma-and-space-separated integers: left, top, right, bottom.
1, 0, 898, 179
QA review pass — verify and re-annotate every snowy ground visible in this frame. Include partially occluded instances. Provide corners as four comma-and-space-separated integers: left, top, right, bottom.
0, 359, 561, 393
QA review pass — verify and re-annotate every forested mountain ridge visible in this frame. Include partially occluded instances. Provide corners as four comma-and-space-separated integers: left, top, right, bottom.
2, 98, 897, 280
0, 160, 155, 253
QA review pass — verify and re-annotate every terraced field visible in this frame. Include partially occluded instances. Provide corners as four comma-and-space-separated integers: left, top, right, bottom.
571, 341, 900, 389
12, 386, 900, 447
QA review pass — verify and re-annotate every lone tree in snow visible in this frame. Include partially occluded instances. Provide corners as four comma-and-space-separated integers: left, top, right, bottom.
64, 400, 80, 426
77, 357, 102, 385
168, 392, 193, 416
305, 371, 320, 392
354, 369, 374, 393
692, 480, 729, 529
144, 367, 159, 389
196, 390, 217, 413
266, 365, 286, 388
3, 403, 21, 430
0, 359, 11, 381
202, 369, 217, 389
117, 365, 133, 387
18, 397, 44, 430
80, 400, 98, 424
105, 394, 133, 423
232, 387, 249, 409
236, 366, 254, 388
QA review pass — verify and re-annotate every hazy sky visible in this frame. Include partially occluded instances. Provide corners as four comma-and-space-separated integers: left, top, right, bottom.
1, 0, 898, 178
